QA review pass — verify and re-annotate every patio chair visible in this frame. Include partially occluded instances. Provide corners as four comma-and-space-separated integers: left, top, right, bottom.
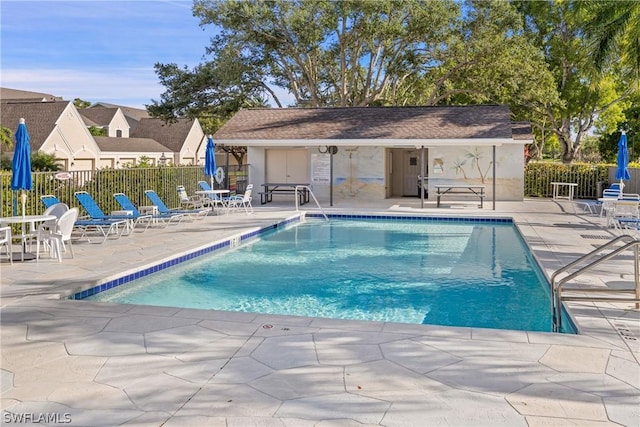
0, 226, 13, 265
197, 180, 229, 211
144, 190, 206, 221
35, 202, 70, 252
176, 185, 210, 211
113, 193, 181, 228
73, 191, 131, 243
36, 207, 78, 262
227, 184, 254, 214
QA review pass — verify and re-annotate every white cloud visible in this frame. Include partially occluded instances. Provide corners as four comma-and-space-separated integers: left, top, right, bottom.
1, 68, 164, 108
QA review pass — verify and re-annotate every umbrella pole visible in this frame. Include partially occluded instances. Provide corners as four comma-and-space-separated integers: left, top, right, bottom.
21, 190, 27, 217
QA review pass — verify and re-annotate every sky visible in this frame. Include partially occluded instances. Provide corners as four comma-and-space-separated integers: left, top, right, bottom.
1, 0, 216, 109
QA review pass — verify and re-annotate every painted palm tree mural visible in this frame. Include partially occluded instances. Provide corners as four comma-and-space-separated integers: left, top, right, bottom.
453, 148, 493, 183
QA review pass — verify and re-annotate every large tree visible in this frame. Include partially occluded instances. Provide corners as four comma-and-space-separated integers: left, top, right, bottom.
152, 0, 554, 113
580, 0, 640, 86
515, 0, 632, 163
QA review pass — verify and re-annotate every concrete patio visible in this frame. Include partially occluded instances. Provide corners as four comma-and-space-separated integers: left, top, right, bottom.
1, 198, 639, 426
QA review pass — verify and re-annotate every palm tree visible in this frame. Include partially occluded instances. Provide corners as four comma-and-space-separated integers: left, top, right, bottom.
580, 0, 639, 84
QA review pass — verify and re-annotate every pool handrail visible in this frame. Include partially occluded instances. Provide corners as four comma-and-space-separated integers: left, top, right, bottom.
295, 185, 329, 221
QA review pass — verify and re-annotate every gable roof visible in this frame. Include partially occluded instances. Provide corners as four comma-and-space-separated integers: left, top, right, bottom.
130, 118, 196, 152
0, 101, 71, 151
94, 136, 171, 153
213, 105, 517, 146
0, 87, 62, 102
89, 102, 150, 129
79, 107, 120, 127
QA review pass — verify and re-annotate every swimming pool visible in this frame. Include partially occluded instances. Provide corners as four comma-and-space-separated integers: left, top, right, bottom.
85, 216, 573, 333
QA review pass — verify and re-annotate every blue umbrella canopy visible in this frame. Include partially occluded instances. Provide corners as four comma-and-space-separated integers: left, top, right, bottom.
615, 131, 631, 189
204, 136, 216, 188
10, 118, 33, 216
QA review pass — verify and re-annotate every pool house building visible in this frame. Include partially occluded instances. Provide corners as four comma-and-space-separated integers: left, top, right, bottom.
213, 105, 533, 205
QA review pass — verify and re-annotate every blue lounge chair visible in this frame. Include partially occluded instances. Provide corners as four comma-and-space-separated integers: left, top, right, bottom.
113, 193, 183, 227
73, 191, 132, 242
144, 190, 207, 221
40, 195, 61, 209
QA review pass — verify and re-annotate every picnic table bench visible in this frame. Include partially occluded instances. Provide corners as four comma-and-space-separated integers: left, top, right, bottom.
259, 183, 310, 205
435, 184, 486, 208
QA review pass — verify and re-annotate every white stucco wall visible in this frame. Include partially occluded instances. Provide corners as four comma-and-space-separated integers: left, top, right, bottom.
108, 110, 130, 138
247, 142, 524, 203
39, 103, 100, 172
427, 144, 524, 201
180, 120, 206, 165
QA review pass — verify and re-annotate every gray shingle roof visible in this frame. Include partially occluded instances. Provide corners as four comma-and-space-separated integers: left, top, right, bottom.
94, 136, 171, 153
0, 87, 62, 102
214, 105, 514, 141
0, 101, 71, 151
89, 103, 150, 130
79, 107, 119, 127
130, 118, 196, 151
511, 121, 533, 141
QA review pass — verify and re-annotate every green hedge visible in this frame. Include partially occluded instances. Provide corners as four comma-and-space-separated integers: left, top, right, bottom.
524, 162, 611, 199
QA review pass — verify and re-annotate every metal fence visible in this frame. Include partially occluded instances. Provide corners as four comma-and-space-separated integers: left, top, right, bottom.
0, 165, 248, 218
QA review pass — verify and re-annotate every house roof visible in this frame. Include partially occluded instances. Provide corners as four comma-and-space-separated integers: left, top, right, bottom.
89, 102, 150, 130
130, 118, 197, 152
213, 105, 520, 146
511, 121, 534, 141
94, 136, 171, 153
79, 107, 120, 127
0, 101, 71, 151
0, 87, 62, 102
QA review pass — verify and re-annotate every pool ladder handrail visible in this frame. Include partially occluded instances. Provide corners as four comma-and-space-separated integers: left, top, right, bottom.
295, 185, 329, 221
551, 234, 640, 332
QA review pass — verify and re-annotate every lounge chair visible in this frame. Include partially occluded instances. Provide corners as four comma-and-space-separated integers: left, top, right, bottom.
73, 191, 131, 243
113, 193, 181, 228
40, 194, 62, 209
144, 190, 206, 221
36, 207, 78, 262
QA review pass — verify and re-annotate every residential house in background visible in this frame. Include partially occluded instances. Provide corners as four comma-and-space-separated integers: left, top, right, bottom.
130, 118, 207, 166
0, 100, 100, 170
0, 88, 207, 169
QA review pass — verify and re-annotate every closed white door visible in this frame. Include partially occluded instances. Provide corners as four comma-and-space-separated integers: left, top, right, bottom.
266, 149, 309, 183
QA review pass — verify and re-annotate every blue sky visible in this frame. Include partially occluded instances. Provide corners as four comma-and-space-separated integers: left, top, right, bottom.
1, 0, 215, 108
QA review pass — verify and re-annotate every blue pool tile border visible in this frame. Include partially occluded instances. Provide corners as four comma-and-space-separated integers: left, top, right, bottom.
307, 213, 513, 223
70, 213, 511, 300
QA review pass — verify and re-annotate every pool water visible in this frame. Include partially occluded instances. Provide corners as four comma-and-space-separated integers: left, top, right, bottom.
87, 218, 569, 332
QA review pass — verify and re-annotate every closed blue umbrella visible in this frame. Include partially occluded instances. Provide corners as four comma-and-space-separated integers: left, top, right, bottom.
615, 131, 631, 191
204, 136, 216, 189
10, 118, 33, 216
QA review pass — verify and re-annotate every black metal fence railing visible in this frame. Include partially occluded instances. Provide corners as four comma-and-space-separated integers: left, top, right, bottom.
0, 165, 248, 218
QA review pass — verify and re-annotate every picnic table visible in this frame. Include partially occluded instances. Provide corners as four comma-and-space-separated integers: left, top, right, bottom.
259, 183, 310, 205
435, 184, 486, 208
